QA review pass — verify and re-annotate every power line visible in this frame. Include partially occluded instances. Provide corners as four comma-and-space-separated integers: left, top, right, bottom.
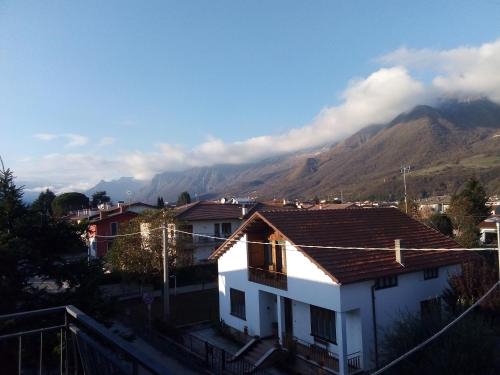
172, 229, 497, 251
370, 280, 500, 375
90, 227, 497, 251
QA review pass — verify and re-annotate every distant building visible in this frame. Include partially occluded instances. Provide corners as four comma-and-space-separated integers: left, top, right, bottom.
418, 195, 451, 217
87, 202, 156, 257
210, 208, 471, 374
479, 215, 500, 245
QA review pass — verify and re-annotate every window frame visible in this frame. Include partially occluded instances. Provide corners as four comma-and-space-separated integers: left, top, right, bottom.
230, 288, 246, 320
221, 222, 232, 237
423, 267, 439, 280
375, 275, 398, 290
310, 305, 336, 344
110, 222, 118, 236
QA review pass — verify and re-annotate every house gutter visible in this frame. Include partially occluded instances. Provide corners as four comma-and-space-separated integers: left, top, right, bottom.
371, 283, 379, 368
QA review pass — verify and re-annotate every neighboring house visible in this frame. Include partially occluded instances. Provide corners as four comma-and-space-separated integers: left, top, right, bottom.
62, 208, 100, 224
479, 215, 500, 245
418, 196, 451, 217
87, 202, 156, 257
174, 201, 255, 264
210, 208, 469, 375
308, 202, 361, 210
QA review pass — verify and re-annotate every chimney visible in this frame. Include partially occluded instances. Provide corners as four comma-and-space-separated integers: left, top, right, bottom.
241, 205, 248, 217
395, 239, 404, 266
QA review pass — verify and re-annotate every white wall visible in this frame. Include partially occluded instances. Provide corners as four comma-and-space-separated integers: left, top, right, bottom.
218, 236, 462, 371
218, 237, 342, 338
191, 219, 242, 263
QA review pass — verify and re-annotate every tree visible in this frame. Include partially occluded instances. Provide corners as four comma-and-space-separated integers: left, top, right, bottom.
176, 191, 191, 206
447, 178, 490, 247
51, 192, 89, 216
397, 197, 420, 220
90, 191, 111, 208
30, 188, 56, 216
0, 157, 25, 232
380, 312, 497, 375
106, 209, 186, 286
425, 213, 453, 237
157, 196, 165, 208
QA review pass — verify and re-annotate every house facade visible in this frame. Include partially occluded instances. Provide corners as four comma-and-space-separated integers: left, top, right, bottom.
87, 202, 156, 257
210, 208, 469, 374
479, 215, 500, 245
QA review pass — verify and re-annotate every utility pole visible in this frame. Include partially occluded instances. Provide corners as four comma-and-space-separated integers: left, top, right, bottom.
497, 222, 500, 282
400, 166, 411, 214
162, 223, 170, 321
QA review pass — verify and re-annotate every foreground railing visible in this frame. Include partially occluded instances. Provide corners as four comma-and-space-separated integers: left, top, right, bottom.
283, 336, 362, 374
0, 305, 172, 375
248, 266, 288, 290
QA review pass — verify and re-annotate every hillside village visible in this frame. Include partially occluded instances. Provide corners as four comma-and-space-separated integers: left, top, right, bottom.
2, 2, 500, 375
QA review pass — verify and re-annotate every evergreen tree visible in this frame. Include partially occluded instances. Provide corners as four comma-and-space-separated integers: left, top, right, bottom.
0, 157, 25, 232
31, 188, 56, 217
176, 191, 191, 206
425, 213, 453, 237
447, 178, 490, 247
91, 191, 111, 208
157, 196, 165, 208
51, 192, 89, 216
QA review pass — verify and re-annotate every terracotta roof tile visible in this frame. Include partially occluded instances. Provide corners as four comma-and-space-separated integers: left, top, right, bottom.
212, 208, 473, 284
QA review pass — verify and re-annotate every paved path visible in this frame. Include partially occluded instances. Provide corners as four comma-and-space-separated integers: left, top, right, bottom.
110, 321, 202, 375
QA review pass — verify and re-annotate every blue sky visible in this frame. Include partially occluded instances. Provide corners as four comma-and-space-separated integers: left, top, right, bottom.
1, 1, 500, 192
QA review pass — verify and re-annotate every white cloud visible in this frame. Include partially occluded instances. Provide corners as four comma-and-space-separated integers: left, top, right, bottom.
97, 137, 115, 147
34, 133, 57, 141
19, 38, 500, 190
33, 133, 89, 148
379, 38, 500, 102
64, 134, 89, 148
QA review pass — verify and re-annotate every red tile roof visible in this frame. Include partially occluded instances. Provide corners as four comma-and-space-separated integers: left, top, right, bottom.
175, 201, 247, 221
211, 208, 472, 284
479, 215, 500, 229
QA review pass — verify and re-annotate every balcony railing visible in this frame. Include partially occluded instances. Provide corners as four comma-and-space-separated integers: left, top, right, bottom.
248, 266, 288, 290
0, 305, 172, 375
283, 336, 362, 374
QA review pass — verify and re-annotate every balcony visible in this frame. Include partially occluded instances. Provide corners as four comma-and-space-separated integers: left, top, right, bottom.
284, 336, 362, 374
248, 266, 288, 290
0, 305, 170, 375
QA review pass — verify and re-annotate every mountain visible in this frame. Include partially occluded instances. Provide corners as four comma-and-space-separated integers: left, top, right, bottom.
131, 99, 500, 203
85, 177, 147, 202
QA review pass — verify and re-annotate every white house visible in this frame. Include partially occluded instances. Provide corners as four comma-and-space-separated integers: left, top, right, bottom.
479, 215, 500, 245
174, 201, 253, 264
210, 208, 470, 374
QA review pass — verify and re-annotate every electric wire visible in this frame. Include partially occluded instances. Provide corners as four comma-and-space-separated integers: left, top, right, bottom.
92, 227, 498, 251
370, 280, 500, 375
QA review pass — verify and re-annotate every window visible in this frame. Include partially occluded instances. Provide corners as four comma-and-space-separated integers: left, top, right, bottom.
230, 288, 246, 320
222, 223, 232, 237
423, 267, 439, 280
214, 223, 220, 237
310, 305, 336, 343
111, 222, 118, 236
375, 275, 398, 289
421, 297, 441, 321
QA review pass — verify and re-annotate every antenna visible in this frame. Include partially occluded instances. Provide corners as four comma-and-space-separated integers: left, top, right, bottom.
400, 165, 411, 214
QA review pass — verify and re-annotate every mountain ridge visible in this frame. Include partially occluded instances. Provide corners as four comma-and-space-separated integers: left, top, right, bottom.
88, 99, 500, 203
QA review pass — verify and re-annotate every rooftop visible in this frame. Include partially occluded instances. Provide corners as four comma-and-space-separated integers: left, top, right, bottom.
211, 208, 471, 284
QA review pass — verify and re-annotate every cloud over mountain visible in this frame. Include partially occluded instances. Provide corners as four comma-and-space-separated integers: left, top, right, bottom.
18, 38, 500, 191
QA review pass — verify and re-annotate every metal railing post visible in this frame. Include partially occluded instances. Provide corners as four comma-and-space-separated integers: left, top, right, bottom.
18, 336, 22, 375
60, 327, 64, 375
39, 331, 43, 375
